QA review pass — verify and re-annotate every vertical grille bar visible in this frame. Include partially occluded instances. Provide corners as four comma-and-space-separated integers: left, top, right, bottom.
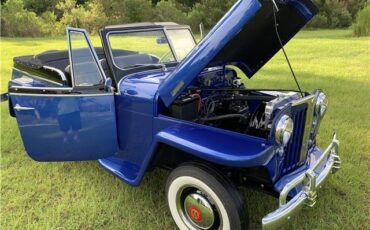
285, 105, 307, 170
284, 95, 316, 172
296, 96, 316, 162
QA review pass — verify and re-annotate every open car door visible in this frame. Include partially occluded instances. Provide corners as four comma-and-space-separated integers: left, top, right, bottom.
8, 28, 118, 161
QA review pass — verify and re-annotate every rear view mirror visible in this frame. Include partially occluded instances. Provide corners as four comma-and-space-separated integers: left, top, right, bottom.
156, 36, 168, 44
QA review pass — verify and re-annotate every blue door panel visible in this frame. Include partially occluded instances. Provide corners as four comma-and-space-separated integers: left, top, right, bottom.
10, 94, 118, 161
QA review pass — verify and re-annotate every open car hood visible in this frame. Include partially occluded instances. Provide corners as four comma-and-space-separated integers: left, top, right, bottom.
158, 0, 318, 107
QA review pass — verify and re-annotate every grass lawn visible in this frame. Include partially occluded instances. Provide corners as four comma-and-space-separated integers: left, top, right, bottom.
1, 29, 369, 229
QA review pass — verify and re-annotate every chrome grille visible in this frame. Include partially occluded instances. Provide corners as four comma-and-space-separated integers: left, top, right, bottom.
284, 95, 316, 172
284, 105, 306, 170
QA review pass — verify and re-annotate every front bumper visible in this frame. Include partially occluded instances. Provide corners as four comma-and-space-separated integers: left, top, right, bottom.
262, 134, 341, 229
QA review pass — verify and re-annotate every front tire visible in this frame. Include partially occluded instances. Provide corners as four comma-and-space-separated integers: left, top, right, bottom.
165, 163, 248, 230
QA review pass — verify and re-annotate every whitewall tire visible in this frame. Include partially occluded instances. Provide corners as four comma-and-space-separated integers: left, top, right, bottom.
165, 163, 248, 230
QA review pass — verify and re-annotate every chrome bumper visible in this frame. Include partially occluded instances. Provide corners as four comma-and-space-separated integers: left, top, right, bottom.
262, 134, 341, 229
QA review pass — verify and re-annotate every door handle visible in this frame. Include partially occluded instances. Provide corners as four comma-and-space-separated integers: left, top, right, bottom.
14, 104, 35, 111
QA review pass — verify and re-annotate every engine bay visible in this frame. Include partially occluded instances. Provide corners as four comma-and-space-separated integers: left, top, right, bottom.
168, 67, 301, 138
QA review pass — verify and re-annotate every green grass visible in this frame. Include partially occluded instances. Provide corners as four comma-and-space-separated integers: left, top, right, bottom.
1, 29, 369, 229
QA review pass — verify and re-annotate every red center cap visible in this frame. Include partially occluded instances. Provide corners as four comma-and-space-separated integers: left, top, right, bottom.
188, 206, 203, 222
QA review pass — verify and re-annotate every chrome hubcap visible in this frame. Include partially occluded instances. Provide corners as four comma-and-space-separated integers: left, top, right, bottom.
183, 192, 215, 229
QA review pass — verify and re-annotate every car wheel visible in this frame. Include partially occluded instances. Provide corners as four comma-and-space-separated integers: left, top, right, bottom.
165, 163, 248, 230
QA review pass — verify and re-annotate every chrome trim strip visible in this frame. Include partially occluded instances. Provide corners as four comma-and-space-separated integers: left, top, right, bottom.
10, 86, 73, 91
9, 92, 113, 97
12, 67, 64, 87
292, 95, 317, 162
42, 66, 68, 82
262, 134, 341, 229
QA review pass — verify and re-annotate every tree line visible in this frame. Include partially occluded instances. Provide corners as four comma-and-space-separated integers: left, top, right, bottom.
1, 0, 369, 37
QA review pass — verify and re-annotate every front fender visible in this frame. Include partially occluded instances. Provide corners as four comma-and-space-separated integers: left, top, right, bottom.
153, 122, 275, 168
99, 117, 276, 187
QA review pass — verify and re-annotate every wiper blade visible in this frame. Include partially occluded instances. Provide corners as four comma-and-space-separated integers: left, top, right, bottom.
130, 64, 166, 69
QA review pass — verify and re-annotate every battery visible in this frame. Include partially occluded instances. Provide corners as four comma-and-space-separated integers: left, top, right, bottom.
171, 96, 199, 121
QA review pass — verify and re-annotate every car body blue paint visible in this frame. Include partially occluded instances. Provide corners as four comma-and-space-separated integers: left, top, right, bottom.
6, 0, 326, 201
94, 67, 331, 200
11, 94, 118, 161
153, 116, 273, 168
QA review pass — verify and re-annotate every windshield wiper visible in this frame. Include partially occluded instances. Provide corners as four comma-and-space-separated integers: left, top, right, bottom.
129, 63, 167, 70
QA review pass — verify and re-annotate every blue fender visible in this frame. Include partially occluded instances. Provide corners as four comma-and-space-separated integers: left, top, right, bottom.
99, 120, 276, 186
153, 123, 275, 168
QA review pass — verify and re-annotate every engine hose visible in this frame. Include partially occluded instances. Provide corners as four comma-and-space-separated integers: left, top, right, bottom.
200, 114, 248, 121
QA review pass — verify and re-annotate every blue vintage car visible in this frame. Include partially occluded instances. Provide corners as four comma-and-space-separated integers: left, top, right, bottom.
3, 0, 341, 229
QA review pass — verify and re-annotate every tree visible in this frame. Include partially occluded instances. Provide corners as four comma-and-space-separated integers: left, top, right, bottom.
187, 0, 236, 31
346, 0, 369, 18
1, 0, 42, 36
39, 11, 58, 36
56, 0, 83, 29
124, 0, 154, 23
56, 0, 108, 34
309, 0, 355, 28
22, 0, 59, 15
154, 0, 187, 24
325, 0, 352, 28
353, 4, 370, 36
79, 0, 108, 33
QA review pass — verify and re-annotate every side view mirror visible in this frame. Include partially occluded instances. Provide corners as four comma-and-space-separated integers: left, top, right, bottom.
156, 36, 168, 44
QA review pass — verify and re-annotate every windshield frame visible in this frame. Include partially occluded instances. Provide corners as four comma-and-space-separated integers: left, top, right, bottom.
106, 28, 175, 71
106, 27, 196, 71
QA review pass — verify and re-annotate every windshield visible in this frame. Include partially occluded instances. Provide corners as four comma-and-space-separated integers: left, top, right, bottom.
108, 30, 175, 70
166, 29, 196, 61
107, 28, 196, 70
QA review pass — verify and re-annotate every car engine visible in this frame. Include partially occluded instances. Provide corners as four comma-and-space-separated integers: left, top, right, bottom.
169, 67, 301, 138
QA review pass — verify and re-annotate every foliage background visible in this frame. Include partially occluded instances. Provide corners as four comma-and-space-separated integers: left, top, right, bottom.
1, 0, 370, 37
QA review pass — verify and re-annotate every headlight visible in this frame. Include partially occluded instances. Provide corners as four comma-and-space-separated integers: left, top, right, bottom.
275, 115, 294, 146
315, 92, 328, 116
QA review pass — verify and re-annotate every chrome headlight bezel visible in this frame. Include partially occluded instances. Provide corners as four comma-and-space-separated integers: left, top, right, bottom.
315, 92, 328, 117
275, 115, 294, 146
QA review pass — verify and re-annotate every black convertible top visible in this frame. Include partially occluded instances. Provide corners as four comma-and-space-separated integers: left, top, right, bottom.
104, 22, 181, 30
13, 48, 107, 71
